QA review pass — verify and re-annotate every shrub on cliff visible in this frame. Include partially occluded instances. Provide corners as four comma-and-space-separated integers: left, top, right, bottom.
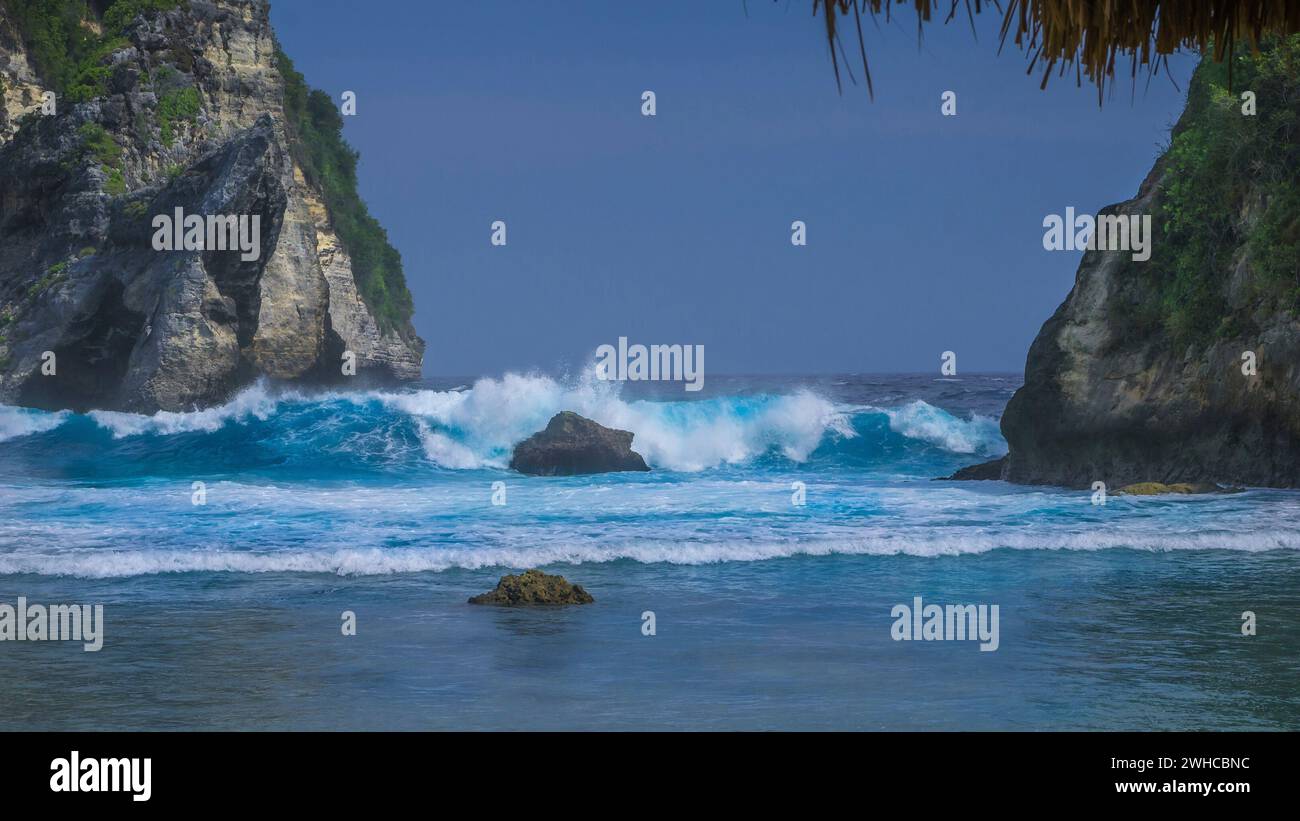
101, 0, 180, 36
10, 0, 98, 97
276, 47, 415, 335
157, 85, 200, 145
9, 0, 178, 101
1147, 35, 1300, 347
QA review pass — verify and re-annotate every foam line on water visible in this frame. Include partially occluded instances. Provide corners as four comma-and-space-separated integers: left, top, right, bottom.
3, 528, 1297, 577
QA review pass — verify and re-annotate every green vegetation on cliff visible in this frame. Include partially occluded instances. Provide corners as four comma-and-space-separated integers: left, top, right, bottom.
157, 84, 199, 145
1146, 36, 1300, 347
276, 47, 414, 334
9, 0, 101, 100
8, 0, 180, 101
77, 121, 119, 165
101, 0, 180, 35
76, 120, 126, 193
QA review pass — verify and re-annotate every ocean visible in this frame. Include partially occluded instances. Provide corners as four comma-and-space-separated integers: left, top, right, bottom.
1, 373, 1298, 730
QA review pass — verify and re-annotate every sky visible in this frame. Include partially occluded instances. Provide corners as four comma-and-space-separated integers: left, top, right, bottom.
269, 0, 1200, 377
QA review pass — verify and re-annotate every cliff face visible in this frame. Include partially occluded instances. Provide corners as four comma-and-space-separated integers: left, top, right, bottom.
1000, 40, 1300, 489
0, 0, 423, 413
0, 2, 43, 142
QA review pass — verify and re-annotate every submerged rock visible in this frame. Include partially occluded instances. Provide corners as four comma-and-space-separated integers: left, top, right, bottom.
510, 411, 650, 476
468, 569, 595, 606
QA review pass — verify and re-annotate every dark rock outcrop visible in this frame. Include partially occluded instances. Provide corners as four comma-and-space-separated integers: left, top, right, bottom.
468, 569, 595, 606
995, 45, 1300, 490
0, 0, 423, 413
939, 456, 1007, 481
510, 411, 650, 476
999, 173, 1300, 488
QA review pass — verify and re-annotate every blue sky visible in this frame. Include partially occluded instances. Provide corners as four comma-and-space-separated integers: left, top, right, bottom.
269, 0, 1199, 377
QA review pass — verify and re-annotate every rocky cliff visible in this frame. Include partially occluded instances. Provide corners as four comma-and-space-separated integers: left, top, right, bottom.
997, 38, 1300, 489
0, 3, 44, 142
0, 0, 423, 413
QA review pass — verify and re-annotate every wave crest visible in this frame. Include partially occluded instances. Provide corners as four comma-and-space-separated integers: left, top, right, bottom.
3, 528, 1295, 578
0, 406, 68, 442
879, 400, 1004, 455
0, 375, 1003, 472
372, 373, 856, 471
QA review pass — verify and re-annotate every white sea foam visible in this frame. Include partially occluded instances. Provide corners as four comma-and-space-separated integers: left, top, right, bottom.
1, 527, 1297, 578
88, 382, 283, 437
3, 374, 999, 467
370, 372, 856, 471
0, 406, 68, 442
878, 400, 1005, 455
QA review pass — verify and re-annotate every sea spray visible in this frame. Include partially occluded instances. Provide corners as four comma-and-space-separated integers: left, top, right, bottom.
371, 373, 854, 471
0, 375, 1007, 474
0, 406, 69, 442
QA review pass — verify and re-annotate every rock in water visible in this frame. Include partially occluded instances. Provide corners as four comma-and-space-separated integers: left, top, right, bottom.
468, 569, 594, 606
510, 411, 650, 475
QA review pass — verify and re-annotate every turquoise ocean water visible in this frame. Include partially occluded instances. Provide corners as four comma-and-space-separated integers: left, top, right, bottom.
1, 373, 1297, 729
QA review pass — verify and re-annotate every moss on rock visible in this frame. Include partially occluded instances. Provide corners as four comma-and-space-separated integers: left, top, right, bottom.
469, 569, 595, 606
1117, 482, 1228, 495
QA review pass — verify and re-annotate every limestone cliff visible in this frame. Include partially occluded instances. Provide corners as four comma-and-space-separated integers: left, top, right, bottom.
0, 0, 423, 412
0, 2, 44, 141
996, 39, 1300, 489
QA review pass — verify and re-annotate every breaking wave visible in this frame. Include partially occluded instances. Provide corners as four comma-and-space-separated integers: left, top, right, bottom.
0, 374, 1005, 474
